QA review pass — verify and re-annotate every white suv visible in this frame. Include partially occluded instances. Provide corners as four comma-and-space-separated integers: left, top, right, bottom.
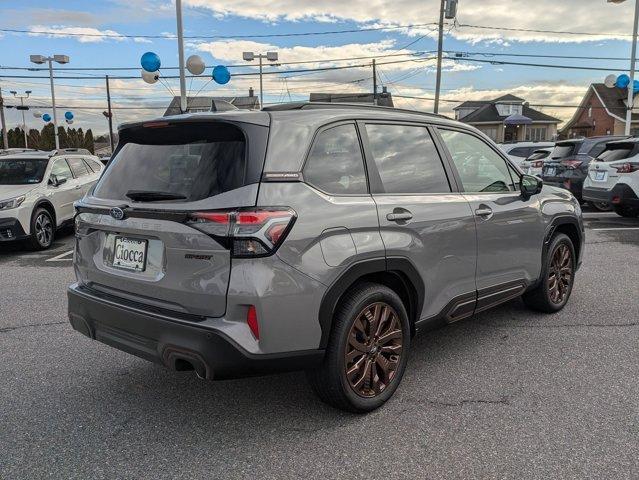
0, 149, 103, 249
582, 138, 639, 217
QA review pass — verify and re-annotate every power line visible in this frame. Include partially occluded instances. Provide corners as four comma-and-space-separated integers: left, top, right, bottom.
455, 22, 633, 38
0, 23, 439, 40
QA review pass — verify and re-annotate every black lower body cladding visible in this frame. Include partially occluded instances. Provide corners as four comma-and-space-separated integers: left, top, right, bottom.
67, 283, 324, 379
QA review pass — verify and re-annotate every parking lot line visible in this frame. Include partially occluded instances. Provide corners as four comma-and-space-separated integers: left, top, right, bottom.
45, 250, 74, 262
591, 227, 639, 231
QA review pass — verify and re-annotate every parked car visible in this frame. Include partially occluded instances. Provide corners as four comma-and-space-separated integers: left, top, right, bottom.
520, 147, 553, 177
68, 104, 584, 412
582, 138, 639, 217
499, 141, 555, 166
541, 136, 628, 209
0, 148, 103, 249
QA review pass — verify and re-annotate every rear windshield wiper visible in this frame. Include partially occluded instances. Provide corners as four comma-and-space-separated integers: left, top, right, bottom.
125, 190, 187, 202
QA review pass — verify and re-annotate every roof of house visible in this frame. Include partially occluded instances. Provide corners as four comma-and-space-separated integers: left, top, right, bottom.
454, 94, 525, 110
309, 92, 394, 107
561, 83, 638, 133
164, 95, 259, 116
459, 102, 560, 124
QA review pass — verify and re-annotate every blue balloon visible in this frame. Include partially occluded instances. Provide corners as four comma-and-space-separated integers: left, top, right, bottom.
141, 51, 161, 72
212, 65, 231, 85
42, 113, 51, 122
616, 74, 631, 89
64, 111, 74, 120
633, 80, 639, 94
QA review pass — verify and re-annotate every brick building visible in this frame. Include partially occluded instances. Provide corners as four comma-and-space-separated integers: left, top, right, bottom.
561, 83, 639, 138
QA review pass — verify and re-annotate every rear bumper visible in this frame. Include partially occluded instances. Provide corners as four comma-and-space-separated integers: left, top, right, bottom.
0, 217, 28, 242
67, 283, 324, 380
583, 184, 639, 207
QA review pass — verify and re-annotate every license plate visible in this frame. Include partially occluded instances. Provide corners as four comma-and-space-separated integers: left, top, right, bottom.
594, 171, 607, 181
113, 236, 147, 272
546, 167, 556, 176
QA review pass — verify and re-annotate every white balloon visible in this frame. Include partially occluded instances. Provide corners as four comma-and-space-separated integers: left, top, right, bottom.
186, 55, 205, 75
604, 74, 617, 89
141, 69, 159, 84
66, 119, 74, 124
33, 110, 43, 118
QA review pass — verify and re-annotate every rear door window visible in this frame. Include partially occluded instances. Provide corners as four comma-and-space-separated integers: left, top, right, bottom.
364, 123, 450, 193
67, 157, 90, 178
50, 159, 73, 181
93, 122, 248, 202
303, 123, 368, 195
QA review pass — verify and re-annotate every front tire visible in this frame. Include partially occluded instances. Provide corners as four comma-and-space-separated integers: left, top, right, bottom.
590, 201, 612, 212
613, 205, 639, 218
523, 233, 575, 313
307, 283, 410, 413
27, 208, 55, 250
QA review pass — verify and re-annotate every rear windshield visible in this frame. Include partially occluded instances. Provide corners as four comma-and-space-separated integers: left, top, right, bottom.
527, 150, 550, 160
93, 122, 246, 202
550, 143, 578, 160
0, 158, 48, 185
596, 144, 635, 162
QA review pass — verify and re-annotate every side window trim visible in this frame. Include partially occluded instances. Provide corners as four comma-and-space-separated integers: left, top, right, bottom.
357, 119, 456, 195
301, 120, 371, 197
435, 126, 521, 195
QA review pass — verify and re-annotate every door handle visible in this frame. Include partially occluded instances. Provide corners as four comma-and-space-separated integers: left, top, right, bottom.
474, 207, 493, 217
386, 211, 413, 222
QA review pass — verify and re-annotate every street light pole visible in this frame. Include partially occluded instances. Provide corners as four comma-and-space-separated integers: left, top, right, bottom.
30, 55, 69, 150
243, 51, 279, 109
11, 91, 31, 148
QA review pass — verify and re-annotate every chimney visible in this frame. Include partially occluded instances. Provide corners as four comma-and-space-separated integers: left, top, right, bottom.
249, 87, 254, 97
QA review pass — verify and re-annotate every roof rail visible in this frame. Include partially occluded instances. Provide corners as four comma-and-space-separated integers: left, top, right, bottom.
262, 101, 451, 119
50, 148, 93, 156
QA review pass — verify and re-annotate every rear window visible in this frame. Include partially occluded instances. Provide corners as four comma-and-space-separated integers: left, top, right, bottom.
596, 144, 635, 162
93, 122, 247, 202
508, 147, 532, 158
550, 143, 578, 159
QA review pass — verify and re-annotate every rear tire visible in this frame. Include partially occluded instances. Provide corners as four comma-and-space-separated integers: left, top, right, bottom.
613, 205, 639, 218
27, 208, 55, 250
590, 201, 612, 212
523, 233, 575, 313
306, 283, 410, 413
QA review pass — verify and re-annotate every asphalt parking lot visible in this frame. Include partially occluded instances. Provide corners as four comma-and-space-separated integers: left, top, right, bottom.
1, 210, 638, 479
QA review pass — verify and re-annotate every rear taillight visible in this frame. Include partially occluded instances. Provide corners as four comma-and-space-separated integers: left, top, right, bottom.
613, 163, 639, 174
247, 305, 259, 340
186, 208, 296, 257
560, 159, 583, 169
532, 160, 544, 168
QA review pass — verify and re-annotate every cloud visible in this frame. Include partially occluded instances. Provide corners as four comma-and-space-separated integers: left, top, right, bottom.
27, 25, 127, 43
184, 0, 635, 44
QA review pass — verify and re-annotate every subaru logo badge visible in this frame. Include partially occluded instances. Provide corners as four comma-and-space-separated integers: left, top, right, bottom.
110, 207, 125, 220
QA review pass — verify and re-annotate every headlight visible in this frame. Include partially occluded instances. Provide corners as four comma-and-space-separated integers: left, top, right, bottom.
0, 195, 26, 210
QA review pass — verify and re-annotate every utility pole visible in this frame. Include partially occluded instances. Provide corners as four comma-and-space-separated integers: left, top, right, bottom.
0, 87, 8, 150
372, 59, 378, 104
105, 75, 115, 154
626, 0, 639, 135
11, 91, 31, 148
434, 0, 446, 114
434, 0, 458, 114
176, 0, 187, 113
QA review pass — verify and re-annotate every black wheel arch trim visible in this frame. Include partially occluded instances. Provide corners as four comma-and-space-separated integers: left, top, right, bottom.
33, 199, 58, 227
318, 256, 425, 348
543, 215, 584, 270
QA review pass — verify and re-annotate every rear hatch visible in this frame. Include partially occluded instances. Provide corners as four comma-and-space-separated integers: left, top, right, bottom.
542, 141, 582, 182
74, 118, 269, 318
587, 141, 639, 190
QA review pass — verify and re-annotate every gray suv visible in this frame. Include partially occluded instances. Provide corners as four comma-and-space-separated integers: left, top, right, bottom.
68, 103, 584, 412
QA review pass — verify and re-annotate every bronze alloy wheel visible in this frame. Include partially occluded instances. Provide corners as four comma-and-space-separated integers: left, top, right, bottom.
345, 302, 403, 398
548, 243, 573, 305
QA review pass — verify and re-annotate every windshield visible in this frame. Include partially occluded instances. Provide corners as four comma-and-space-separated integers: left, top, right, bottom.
93, 122, 247, 202
550, 143, 578, 160
0, 158, 48, 185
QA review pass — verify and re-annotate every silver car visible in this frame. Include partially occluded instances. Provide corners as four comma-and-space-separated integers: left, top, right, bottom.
68, 103, 584, 412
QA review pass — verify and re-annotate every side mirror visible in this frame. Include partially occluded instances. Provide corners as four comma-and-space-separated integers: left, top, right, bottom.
520, 174, 542, 198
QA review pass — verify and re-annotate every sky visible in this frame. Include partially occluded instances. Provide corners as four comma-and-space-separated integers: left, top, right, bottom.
0, 0, 636, 136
